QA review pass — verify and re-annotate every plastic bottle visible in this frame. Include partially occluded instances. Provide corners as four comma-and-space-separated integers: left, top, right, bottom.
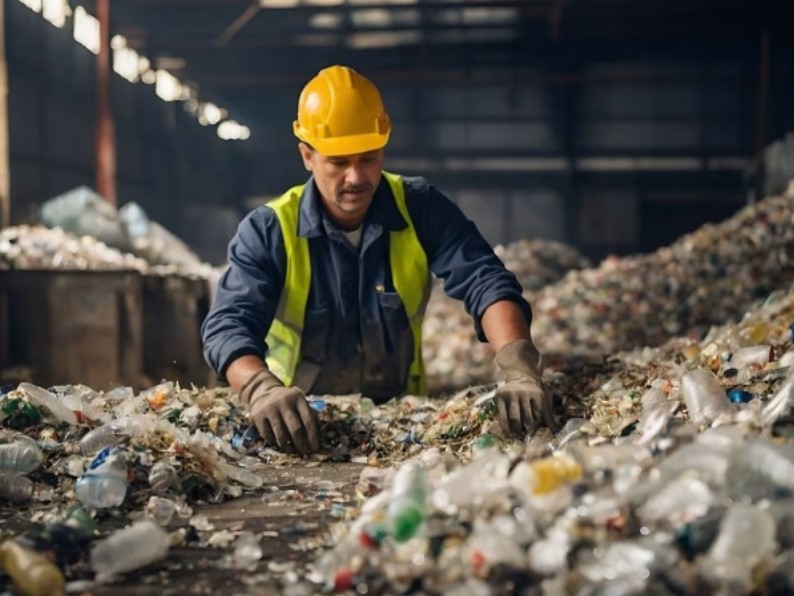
145, 496, 176, 526
512, 453, 582, 496
680, 368, 732, 426
75, 453, 128, 509
761, 368, 794, 426
780, 349, 794, 368
730, 345, 772, 368
0, 539, 65, 596
0, 473, 34, 502
78, 425, 121, 457
0, 441, 44, 473
705, 504, 776, 590
18, 383, 77, 425
148, 461, 177, 494
386, 463, 428, 542
90, 520, 169, 579
637, 475, 715, 524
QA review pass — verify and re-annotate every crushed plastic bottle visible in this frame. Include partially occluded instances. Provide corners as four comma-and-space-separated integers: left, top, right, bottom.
78, 425, 122, 457
145, 496, 177, 526
75, 452, 128, 509
0, 441, 44, 474
0, 472, 34, 503
704, 504, 777, 590
680, 368, 732, 425
761, 368, 794, 426
729, 345, 772, 368
90, 520, 170, 580
0, 539, 65, 596
148, 461, 178, 494
17, 383, 77, 425
386, 463, 428, 542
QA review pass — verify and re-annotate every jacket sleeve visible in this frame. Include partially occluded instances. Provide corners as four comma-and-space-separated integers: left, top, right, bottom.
403, 177, 532, 342
201, 207, 286, 380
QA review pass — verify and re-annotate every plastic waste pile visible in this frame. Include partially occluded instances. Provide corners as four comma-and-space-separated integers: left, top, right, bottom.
309, 283, 794, 595
27, 186, 220, 279
532, 187, 794, 361
2, 223, 794, 593
0, 225, 148, 271
40, 186, 134, 253
0, 381, 269, 590
493, 239, 591, 293
423, 239, 590, 393
424, 187, 794, 392
119, 201, 216, 280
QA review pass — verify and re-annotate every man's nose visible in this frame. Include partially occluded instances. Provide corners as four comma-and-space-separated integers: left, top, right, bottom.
345, 164, 367, 186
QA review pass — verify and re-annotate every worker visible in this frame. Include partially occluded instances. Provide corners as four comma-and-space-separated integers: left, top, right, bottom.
201, 65, 555, 455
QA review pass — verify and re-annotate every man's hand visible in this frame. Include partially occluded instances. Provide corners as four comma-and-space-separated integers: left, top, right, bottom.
239, 368, 320, 455
493, 339, 555, 438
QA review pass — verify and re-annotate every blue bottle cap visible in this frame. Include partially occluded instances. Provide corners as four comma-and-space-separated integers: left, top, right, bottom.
728, 389, 754, 404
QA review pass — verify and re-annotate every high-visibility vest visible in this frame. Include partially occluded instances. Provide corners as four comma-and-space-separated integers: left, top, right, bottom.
264, 171, 430, 395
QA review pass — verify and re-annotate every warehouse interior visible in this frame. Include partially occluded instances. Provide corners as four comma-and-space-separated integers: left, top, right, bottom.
2, 0, 794, 593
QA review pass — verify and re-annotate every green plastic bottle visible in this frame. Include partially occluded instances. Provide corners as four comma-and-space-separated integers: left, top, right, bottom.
387, 463, 428, 542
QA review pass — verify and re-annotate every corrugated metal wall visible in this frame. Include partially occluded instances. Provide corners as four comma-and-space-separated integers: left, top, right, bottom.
5, 1, 241, 241
244, 57, 755, 258
7, 1, 788, 263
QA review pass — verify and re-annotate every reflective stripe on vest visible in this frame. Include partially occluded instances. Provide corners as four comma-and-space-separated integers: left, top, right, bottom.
264, 171, 430, 394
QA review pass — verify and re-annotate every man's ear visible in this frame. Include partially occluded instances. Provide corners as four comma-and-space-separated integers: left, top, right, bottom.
298, 142, 313, 171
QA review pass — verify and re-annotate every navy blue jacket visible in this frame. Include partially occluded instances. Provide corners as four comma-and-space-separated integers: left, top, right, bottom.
201, 174, 531, 400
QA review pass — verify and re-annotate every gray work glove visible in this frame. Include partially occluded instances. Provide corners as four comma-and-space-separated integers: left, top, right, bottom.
494, 339, 556, 438
239, 368, 320, 455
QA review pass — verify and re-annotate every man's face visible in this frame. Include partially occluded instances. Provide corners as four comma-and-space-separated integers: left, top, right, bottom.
299, 144, 384, 229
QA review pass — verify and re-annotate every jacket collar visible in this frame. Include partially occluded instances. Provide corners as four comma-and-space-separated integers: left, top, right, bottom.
297, 174, 408, 238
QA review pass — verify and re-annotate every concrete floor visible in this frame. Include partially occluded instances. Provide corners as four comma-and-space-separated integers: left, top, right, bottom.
97, 462, 364, 595
1, 462, 364, 595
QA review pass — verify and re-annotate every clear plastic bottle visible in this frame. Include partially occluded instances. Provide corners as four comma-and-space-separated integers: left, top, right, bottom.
761, 369, 794, 426
730, 345, 772, 368
90, 520, 169, 579
148, 461, 177, 494
680, 368, 732, 426
78, 425, 121, 457
0, 539, 64, 596
0, 441, 44, 474
0, 473, 34, 502
18, 383, 77, 425
75, 454, 128, 509
145, 496, 176, 526
387, 463, 428, 542
705, 503, 776, 589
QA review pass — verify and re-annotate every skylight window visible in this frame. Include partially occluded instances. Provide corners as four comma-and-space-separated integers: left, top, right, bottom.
73, 6, 100, 55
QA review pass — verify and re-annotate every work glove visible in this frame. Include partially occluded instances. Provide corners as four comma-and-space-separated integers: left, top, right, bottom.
239, 368, 320, 455
493, 339, 556, 438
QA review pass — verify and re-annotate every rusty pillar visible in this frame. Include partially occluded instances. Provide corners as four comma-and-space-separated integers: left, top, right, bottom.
95, 0, 116, 204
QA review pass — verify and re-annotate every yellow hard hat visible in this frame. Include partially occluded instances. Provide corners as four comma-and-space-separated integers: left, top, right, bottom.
293, 65, 391, 156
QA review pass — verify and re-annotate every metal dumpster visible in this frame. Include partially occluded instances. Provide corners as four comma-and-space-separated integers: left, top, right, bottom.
142, 274, 213, 388
0, 270, 143, 389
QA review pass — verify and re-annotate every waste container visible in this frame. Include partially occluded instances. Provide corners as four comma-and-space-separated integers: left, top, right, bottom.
142, 274, 213, 387
0, 270, 143, 389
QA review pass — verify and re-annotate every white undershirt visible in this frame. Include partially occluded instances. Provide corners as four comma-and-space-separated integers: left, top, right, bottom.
343, 227, 363, 249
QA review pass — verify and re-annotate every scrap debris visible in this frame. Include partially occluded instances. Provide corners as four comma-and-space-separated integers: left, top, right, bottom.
2, 190, 794, 593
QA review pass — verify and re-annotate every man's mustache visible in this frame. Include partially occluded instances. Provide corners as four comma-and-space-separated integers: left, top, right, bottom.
339, 184, 373, 195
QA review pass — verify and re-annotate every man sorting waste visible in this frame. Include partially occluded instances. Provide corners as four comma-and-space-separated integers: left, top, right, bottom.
201, 65, 555, 455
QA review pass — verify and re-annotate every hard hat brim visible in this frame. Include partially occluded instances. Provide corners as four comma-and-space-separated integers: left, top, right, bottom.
294, 122, 389, 156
